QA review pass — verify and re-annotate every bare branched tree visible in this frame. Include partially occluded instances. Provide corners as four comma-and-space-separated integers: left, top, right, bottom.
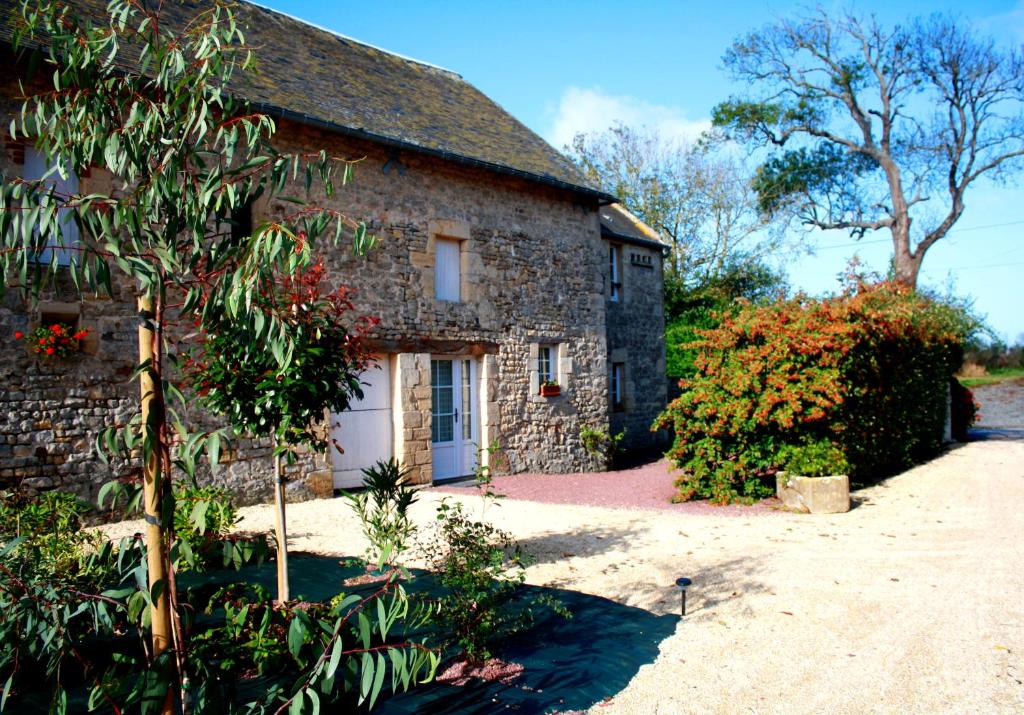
713, 8, 1024, 288
567, 123, 782, 284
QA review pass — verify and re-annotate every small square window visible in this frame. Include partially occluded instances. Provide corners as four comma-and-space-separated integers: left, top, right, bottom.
435, 238, 461, 301
609, 244, 622, 302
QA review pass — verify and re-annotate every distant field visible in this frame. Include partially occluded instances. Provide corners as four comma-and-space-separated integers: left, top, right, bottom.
958, 366, 1024, 387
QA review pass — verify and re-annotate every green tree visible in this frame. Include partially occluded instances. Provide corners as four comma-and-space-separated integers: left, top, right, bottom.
0, 0, 373, 709
186, 260, 378, 601
713, 8, 1024, 289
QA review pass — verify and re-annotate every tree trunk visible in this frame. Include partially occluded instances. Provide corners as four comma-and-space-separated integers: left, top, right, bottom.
137, 293, 175, 715
273, 438, 290, 602
892, 235, 922, 290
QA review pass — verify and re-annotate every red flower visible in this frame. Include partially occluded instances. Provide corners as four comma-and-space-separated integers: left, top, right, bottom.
38, 338, 46, 345
45, 347, 55, 355
73, 330, 88, 340
13, 331, 23, 339
50, 324, 62, 334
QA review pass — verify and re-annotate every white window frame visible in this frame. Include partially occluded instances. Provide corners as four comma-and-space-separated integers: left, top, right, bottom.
538, 345, 557, 384
24, 147, 80, 266
435, 237, 461, 302
609, 244, 622, 302
611, 362, 625, 410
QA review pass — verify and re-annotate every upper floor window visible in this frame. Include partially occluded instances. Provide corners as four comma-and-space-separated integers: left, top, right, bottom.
24, 147, 80, 266
609, 244, 622, 302
435, 237, 461, 301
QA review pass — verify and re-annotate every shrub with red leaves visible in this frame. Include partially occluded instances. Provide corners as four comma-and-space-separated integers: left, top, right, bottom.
655, 281, 972, 503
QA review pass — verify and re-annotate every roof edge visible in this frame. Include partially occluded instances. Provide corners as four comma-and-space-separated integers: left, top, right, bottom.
256, 101, 618, 203
245, 1, 459, 77
601, 225, 671, 254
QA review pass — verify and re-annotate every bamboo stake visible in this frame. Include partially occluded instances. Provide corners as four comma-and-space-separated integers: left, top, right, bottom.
138, 293, 175, 714
273, 436, 290, 602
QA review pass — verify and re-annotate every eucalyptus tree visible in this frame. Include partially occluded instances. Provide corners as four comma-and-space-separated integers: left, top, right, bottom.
713, 8, 1024, 288
0, 0, 375, 708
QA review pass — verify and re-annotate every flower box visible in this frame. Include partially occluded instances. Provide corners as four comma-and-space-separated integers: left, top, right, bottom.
539, 383, 561, 397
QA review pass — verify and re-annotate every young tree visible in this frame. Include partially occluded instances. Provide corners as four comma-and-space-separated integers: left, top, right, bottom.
186, 260, 378, 602
1, 0, 372, 708
713, 8, 1024, 288
567, 123, 784, 285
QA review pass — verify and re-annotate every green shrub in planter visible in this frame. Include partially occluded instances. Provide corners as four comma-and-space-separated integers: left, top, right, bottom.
778, 440, 849, 477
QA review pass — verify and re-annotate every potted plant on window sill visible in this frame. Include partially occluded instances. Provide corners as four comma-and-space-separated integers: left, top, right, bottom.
539, 380, 561, 397
15, 322, 89, 360
775, 439, 850, 514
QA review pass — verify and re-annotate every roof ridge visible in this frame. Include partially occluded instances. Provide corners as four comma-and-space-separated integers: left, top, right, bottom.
244, 0, 462, 79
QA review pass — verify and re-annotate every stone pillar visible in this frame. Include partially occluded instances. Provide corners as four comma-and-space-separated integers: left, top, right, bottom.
394, 353, 433, 484
480, 354, 501, 472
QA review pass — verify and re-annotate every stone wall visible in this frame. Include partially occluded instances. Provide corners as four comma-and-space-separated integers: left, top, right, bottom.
1, 109, 612, 504
269, 122, 609, 479
606, 240, 669, 452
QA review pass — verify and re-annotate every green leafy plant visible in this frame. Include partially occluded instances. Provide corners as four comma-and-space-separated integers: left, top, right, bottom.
14, 323, 89, 359
187, 580, 438, 711
580, 426, 626, 470
421, 441, 566, 666
656, 280, 974, 503
777, 440, 849, 478
185, 258, 377, 601
344, 459, 420, 570
425, 499, 534, 665
0, 489, 149, 713
170, 484, 270, 573
0, 489, 101, 575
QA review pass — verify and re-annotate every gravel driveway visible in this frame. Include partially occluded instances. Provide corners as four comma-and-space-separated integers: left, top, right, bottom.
101, 438, 1024, 713
973, 377, 1024, 431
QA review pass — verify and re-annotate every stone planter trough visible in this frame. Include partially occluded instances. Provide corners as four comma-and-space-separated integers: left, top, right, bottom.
775, 471, 850, 514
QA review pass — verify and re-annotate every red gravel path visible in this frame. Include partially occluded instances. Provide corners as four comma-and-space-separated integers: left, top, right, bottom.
433, 458, 780, 516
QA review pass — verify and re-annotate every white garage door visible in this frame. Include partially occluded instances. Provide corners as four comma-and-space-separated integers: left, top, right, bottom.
331, 360, 392, 489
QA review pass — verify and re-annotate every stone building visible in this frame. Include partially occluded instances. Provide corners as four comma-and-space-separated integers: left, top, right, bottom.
0, 0, 667, 503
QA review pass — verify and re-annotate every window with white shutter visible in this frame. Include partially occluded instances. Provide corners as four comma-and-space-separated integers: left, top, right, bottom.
435, 238, 461, 301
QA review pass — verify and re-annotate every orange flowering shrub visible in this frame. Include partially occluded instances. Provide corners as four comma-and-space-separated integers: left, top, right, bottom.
655, 282, 970, 503
15, 323, 89, 358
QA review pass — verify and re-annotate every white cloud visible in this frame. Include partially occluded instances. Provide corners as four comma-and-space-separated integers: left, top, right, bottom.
543, 86, 710, 151
975, 1, 1024, 46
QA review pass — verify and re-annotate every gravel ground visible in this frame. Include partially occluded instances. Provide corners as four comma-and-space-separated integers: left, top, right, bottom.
436, 458, 780, 515
973, 377, 1024, 429
100, 439, 1024, 714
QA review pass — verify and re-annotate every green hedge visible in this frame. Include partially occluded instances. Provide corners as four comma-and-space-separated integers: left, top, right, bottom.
655, 282, 971, 503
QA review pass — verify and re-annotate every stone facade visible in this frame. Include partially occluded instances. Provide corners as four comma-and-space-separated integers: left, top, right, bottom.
0, 7, 667, 504
602, 208, 670, 452
1, 115, 616, 502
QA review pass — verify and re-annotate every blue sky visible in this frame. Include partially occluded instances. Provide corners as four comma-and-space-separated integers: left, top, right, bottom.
262, 0, 1024, 343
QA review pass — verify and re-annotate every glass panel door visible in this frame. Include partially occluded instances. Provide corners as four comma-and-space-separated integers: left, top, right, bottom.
431, 357, 478, 481
431, 359, 454, 443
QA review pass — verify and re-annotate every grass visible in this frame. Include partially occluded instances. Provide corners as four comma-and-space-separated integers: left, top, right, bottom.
957, 366, 1024, 388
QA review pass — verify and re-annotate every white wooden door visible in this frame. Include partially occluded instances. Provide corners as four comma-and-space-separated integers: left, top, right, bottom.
331, 360, 392, 489
431, 357, 478, 481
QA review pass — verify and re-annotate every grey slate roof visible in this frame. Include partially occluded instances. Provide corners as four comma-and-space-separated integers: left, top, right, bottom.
1, 0, 612, 201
